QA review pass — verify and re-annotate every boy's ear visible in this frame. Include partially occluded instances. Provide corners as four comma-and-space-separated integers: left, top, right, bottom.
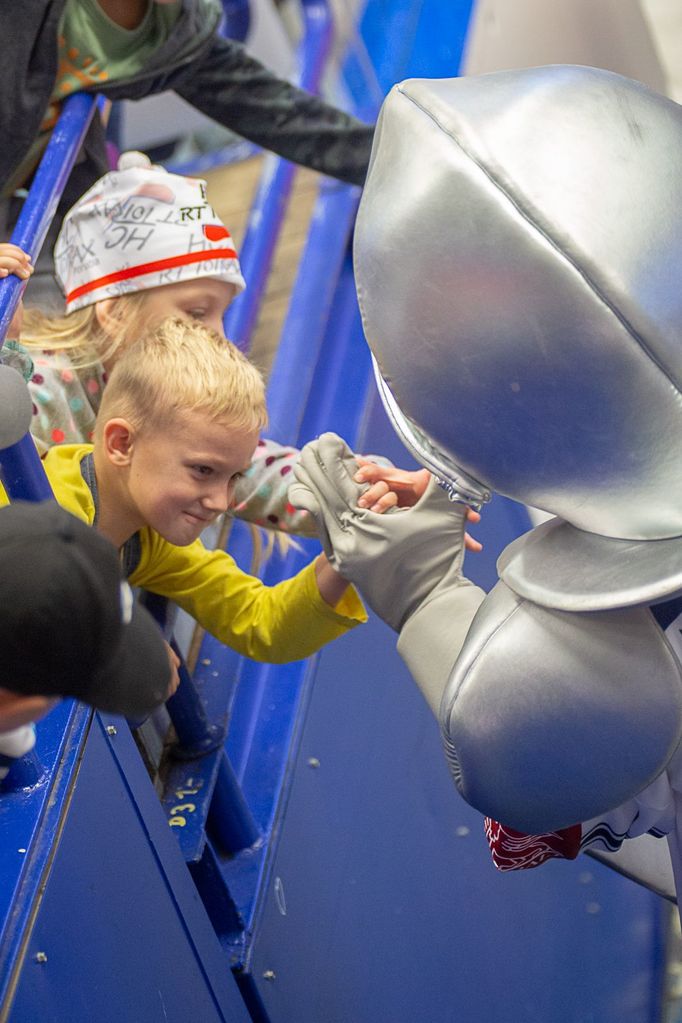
102, 418, 136, 466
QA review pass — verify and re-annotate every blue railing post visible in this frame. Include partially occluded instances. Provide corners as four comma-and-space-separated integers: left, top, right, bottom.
167, 663, 226, 760
0, 93, 97, 794
224, 0, 335, 349
208, 754, 261, 851
0, 93, 97, 347
0, 91, 98, 500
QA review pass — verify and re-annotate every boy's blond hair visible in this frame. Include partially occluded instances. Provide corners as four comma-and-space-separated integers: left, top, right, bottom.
95, 316, 267, 438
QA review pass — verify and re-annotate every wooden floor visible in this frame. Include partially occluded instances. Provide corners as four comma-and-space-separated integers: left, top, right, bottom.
203, 157, 322, 378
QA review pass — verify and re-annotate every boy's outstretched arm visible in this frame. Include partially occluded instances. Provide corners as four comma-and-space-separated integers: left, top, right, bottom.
314, 553, 352, 608
288, 433, 486, 715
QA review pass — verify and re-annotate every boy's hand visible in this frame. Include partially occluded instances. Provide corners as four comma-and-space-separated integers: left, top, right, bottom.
353, 459, 483, 552
0, 244, 33, 280
354, 460, 430, 510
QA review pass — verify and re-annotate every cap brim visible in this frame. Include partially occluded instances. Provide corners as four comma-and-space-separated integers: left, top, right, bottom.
78, 602, 170, 717
498, 517, 682, 611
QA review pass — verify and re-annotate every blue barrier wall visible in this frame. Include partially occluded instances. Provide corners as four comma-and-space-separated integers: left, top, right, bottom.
3, 711, 250, 1023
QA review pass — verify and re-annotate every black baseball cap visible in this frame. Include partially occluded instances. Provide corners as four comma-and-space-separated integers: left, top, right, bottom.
0, 501, 170, 716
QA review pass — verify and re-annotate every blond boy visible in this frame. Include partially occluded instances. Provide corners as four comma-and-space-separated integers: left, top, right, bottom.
10, 317, 366, 663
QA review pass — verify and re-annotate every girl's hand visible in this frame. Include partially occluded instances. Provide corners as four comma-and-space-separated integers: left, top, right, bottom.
0, 244, 33, 280
353, 460, 483, 553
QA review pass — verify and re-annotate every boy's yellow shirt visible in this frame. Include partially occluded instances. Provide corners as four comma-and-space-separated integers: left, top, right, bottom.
4, 444, 366, 663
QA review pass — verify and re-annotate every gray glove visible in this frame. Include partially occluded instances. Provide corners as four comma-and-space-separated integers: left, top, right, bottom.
289, 433, 485, 714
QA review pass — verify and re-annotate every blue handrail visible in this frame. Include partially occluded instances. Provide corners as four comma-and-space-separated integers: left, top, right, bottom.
265, 178, 360, 444
223, 0, 334, 349
0, 93, 97, 348
0, 93, 98, 503
0, 95, 98, 800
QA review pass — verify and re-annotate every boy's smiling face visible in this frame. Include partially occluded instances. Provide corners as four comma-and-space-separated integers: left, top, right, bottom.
103, 408, 259, 547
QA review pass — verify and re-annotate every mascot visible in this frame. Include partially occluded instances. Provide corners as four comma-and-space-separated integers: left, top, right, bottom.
289, 66, 682, 898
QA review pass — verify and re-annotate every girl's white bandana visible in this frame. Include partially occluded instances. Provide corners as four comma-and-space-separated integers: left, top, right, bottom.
55, 152, 246, 312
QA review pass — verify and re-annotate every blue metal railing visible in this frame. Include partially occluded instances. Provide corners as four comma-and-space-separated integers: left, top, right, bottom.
0, 93, 97, 345
0, 94, 99, 929
0, 92, 98, 504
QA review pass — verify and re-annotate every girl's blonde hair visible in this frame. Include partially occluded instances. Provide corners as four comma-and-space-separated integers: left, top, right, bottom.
96, 316, 267, 438
21, 292, 153, 368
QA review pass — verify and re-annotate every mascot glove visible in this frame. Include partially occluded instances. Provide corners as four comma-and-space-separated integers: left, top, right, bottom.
289, 433, 486, 714
289, 432, 483, 631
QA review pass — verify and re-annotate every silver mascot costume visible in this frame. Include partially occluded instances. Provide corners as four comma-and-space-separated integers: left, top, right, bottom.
289, 65, 682, 900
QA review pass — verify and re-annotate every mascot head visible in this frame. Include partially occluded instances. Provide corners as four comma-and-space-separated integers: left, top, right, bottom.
354, 66, 682, 610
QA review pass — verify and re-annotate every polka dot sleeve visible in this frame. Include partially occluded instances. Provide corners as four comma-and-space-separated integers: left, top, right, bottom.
231, 437, 318, 538
27, 353, 105, 454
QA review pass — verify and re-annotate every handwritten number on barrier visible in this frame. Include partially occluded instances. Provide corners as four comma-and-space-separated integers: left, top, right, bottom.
168, 777, 203, 828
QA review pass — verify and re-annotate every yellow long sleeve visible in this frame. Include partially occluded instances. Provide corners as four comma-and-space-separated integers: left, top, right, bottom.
31, 444, 366, 664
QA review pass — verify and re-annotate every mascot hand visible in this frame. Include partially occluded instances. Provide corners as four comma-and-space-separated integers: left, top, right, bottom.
289, 433, 485, 714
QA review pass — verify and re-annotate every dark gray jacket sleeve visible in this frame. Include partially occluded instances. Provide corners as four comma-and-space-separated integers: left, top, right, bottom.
171, 35, 374, 186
